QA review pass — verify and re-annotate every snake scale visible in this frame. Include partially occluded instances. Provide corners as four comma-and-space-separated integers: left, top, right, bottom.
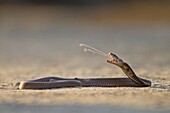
17, 53, 151, 89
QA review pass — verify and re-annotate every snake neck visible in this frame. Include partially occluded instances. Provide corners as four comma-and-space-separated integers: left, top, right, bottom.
117, 62, 148, 86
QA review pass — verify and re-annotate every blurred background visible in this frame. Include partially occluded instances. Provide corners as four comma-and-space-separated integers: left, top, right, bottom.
0, 1, 170, 113
0, 0, 170, 67
1, 0, 170, 89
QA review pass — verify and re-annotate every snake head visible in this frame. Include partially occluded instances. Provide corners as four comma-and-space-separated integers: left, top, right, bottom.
107, 53, 124, 65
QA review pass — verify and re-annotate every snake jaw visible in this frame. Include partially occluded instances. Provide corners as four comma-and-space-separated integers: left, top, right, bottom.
107, 53, 123, 65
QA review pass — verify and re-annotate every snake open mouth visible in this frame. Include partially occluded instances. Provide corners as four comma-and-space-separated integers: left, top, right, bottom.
107, 53, 124, 65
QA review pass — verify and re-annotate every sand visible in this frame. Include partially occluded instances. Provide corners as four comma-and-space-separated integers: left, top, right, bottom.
0, 3, 170, 113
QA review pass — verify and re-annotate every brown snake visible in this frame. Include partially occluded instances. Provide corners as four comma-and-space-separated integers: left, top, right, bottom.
16, 53, 151, 89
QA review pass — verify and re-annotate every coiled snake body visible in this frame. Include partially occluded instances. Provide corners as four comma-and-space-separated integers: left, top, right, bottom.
17, 53, 151, 89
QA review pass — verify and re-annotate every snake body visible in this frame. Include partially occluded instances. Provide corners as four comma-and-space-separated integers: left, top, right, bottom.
17, 53, 151, 89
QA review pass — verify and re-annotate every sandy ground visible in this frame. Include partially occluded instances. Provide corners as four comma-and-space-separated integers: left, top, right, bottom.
0, 3, 170, 113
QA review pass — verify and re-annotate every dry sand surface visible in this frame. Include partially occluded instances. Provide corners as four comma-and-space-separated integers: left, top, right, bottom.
0, 3, 170, 113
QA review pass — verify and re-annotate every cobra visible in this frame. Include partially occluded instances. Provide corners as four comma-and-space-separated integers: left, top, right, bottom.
16, 53, 151, 89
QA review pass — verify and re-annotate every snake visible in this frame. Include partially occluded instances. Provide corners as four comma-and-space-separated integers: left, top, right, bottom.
16, 53, 151, 89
